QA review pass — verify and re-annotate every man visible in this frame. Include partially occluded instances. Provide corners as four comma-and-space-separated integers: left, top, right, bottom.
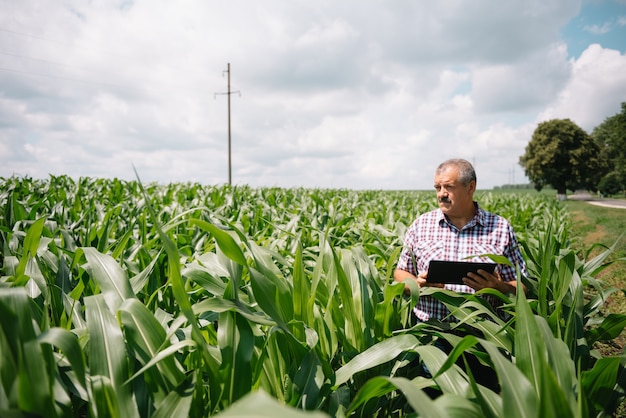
394, 158, 527, 322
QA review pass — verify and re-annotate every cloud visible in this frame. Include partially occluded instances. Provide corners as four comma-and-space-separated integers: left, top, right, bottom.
537, 44, 626, 131
584, 22, 612, 34
2, 0, 625, 191
471, 43, 571, 113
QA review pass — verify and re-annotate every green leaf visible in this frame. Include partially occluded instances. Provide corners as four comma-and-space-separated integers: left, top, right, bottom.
15, 217, 45, 278
19, 337, 55, 416
249, 267, 291, 327
82, 247, 135, 311
90, 375, 120, 418
38, 327, 87, 392
218, 311, 254, 404
581, 356, 626, 415
586, 314, 626, 345
214, 390, 330, 417
415, 345, 471, 396
85, 295, 139, 418
190, 219, 247, 266
152, 379, 194, 418
192, 298, 276, 326
481, 341, 538, 418
513, 288, 545, 391
292, 350, 325, 410
0, 288, 56, 416
129, 250, 161, 295
118, 299, 185, 389
125, 340, 197, 385
331, 248, 363, 351
349, 376, 482, 418
292, 242, 309, 326
535, 317, 577, 411
333, 334, 419, 388
395, 376, 482, 418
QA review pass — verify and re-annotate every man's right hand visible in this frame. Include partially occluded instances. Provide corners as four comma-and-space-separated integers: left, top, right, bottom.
394, 270, 443, 294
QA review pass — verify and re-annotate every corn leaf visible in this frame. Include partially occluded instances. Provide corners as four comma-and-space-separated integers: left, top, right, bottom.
0, 288, 56, 416
190, 219, 247, 266
82, 247, 135, 311
481, 341, 537, 418
292, 350, 325, 410
90, 375, 119, 418
118, 298, 186, 389
15, 217, 45, 278
333, 334, 419, 388
38, 327, 87, 392
218, 310, 254, 404
85, 294, 139, 418
215, 390, 330, 417
581, 356, 626, 415
586, 313, 626, 345
152, 379, 194, 418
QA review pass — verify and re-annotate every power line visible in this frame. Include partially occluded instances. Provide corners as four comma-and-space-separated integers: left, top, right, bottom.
0, 27, 75, 47
0, 49, 108, 75
0, 50, 210, 94
0, 66, 135, 91
0, 26, 209, 85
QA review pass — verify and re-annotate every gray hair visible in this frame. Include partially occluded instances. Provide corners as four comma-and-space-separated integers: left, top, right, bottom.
436, 159, 477, 185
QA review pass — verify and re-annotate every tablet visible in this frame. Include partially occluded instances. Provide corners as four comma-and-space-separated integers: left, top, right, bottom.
426, 260, 497, 284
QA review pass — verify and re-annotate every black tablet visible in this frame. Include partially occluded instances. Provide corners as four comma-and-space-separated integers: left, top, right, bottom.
426, 260, 497, 284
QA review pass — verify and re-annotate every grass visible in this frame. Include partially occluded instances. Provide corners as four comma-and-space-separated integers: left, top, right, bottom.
563, 199, 626, 417
563, 199, 626, 349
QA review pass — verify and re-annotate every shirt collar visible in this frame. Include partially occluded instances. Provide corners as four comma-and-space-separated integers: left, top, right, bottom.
437, 202, 484, 229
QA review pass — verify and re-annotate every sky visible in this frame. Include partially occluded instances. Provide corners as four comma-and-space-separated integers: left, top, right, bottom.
1, 0, 625, 190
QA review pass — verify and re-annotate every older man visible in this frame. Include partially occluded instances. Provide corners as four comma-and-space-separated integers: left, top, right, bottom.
394, 158, 527, 322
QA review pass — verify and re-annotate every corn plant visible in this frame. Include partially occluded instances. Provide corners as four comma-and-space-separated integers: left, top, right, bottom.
1, 175, 625, 417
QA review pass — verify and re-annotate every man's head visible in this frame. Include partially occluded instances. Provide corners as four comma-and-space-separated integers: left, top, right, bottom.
434, 159, 477, 220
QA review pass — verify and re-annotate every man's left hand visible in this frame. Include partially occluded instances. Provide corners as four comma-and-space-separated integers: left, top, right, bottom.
463, 269, 503, 292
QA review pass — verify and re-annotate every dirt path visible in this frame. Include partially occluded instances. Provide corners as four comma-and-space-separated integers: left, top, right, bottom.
568, 193, 626, 209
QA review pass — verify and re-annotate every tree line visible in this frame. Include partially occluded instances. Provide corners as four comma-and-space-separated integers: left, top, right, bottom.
519, 102, 626, 197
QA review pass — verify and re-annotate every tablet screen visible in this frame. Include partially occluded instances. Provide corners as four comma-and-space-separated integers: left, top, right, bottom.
426, 260, 497, 284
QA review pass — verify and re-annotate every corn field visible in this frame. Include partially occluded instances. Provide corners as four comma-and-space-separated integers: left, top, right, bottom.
1, 175, 625, 417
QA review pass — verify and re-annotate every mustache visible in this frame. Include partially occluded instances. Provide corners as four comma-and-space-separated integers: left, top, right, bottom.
439, 197, 451, 203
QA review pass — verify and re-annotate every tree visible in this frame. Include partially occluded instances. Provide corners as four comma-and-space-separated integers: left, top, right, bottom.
592, 102, 626, 195
598, 172, 622, 196
519, 119, 608, 197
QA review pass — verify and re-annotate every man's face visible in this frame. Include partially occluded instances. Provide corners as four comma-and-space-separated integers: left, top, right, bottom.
434, 166, 475, 217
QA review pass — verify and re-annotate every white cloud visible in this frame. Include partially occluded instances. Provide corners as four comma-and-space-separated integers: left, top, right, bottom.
471, 43, 571, 113
537, 44, 626, 131
584, 22, 612, 34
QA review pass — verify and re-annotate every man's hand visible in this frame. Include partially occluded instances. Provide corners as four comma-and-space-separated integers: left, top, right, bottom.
416, 271, 444, 289
393, 269, 444, 294
463, 269, 516, 293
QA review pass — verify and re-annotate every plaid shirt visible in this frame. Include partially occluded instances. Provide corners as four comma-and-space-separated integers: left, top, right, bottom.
397, 202, 527, 321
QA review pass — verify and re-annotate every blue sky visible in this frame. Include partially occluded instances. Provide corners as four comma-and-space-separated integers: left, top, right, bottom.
1, 0, 625, 190
563, 0, 626, 57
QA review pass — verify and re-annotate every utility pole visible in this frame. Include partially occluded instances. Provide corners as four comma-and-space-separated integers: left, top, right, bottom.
215, 63, 240, 185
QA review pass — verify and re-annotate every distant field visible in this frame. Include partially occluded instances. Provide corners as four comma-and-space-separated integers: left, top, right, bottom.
488, 187, 556, 196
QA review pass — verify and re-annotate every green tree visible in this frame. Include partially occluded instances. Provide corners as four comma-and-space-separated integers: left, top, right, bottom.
519, 118, 607, 196
592, 102, 626, 195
